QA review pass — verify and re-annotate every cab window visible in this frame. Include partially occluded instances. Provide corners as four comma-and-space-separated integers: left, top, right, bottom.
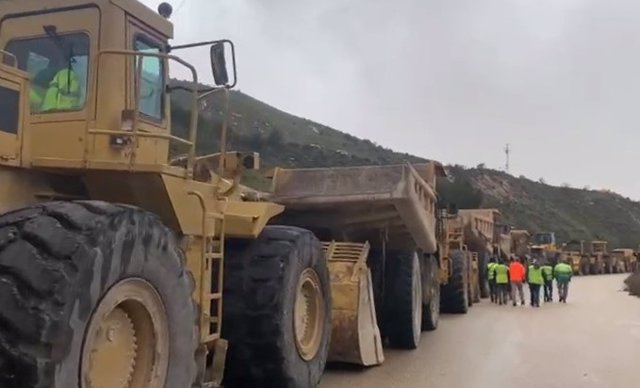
134, 37, 164, 120
5, 33, 89, 113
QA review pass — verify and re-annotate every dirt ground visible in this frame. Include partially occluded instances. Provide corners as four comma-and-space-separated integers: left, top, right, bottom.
322, 274, 639, 388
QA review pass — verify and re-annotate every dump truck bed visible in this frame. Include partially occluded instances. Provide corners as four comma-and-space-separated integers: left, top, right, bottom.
270, 163, 442, 253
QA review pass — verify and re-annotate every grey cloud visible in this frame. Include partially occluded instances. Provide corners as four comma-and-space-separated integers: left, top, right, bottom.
142, 0, 640, 198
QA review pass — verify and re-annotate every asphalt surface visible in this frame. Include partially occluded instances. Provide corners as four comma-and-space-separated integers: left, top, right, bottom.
321, 274, 639, 388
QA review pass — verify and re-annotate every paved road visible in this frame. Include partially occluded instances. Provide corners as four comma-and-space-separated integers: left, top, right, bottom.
322, 274, 640, 388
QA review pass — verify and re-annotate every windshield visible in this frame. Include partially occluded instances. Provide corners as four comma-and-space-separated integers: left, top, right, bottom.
533, 233, 553, 245
4, 32, 89, 113
134, 37, 164, 120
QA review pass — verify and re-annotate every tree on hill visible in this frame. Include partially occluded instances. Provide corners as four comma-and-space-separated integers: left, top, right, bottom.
437, 176, 484, 208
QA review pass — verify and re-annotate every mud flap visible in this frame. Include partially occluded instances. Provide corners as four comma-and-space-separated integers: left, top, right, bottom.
323, 242, 384, 366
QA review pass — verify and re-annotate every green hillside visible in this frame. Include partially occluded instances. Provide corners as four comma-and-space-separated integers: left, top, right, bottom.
439, 166, 640, 249
169, 82, 640, 249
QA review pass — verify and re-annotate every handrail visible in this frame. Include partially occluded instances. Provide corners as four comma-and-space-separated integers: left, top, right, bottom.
197, 87, 230, 184
0, 50, 17, 68
187, 190, 211, 341
87, 128, 194, 146
92, 49, 199, 171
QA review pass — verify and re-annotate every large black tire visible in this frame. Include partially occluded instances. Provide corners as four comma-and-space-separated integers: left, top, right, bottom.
420, 254, 439, 331
383, 251, 422, 349
222, 226, 331, 388
440, 250, 469, 314
0, 201, 197, 388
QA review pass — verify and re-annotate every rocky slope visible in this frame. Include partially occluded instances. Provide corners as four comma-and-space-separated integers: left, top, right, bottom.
170, 82, 640, 249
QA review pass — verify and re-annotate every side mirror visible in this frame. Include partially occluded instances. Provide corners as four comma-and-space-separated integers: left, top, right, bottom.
210, 42, 229, 86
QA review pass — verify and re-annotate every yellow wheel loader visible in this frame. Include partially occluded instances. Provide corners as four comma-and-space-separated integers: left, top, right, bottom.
561, 240, 586, 275
589, 240, 609, 275
531, 231, 561, 266
0, 2, 457, 386
0, 1, 329, 387
437, 211, 474, 313
611, 248, 634, 273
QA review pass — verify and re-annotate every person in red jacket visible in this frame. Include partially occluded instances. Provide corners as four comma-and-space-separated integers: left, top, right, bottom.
509, 256, 526, 306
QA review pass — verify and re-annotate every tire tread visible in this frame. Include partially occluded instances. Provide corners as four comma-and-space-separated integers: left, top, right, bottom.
440, 250, 469, 314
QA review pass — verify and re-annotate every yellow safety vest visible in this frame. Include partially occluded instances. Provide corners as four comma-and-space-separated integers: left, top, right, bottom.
487, 262, 497, 280
527, 266, 544, 285
41, 68, 81, 111
494, 264, 509, 284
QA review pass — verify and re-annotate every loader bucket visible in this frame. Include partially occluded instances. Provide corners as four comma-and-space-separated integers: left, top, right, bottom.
324, 242, 384, 366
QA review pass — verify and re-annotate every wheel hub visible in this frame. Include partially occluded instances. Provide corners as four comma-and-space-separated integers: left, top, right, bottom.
85, 307, 137, 388
81, 278, 170, 388
293, 268, 325, 361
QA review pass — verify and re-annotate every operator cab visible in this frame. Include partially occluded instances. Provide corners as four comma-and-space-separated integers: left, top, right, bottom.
532, 232, 555, 246
0, 0, 233, 173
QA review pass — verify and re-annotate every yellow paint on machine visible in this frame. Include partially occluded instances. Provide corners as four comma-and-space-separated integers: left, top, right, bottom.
324, 241, 384, 366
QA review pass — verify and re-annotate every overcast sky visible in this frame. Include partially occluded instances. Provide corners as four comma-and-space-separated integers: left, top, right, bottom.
143, 0, 640, 199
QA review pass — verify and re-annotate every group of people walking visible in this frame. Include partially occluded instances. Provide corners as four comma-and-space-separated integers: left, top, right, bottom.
486, 256, 573, 307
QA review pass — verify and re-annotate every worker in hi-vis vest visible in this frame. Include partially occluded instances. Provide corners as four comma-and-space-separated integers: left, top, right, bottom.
527, 259, 544, 307
41, 67, 81, 111
487, 257, 498, 303
554, 259, 573, 303
493, 258, 510, 305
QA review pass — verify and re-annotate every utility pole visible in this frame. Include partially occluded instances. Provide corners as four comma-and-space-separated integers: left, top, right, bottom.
504, 143, 510, 173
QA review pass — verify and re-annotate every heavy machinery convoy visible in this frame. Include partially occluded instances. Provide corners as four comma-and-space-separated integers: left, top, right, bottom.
0, 1, 635, 387
0, 1, 486, 387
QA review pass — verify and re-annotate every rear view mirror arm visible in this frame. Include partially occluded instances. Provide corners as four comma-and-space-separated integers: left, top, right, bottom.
169, 39, 237, 88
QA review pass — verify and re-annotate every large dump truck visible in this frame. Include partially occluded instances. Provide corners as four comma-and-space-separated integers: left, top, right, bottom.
270, 161, 475, 365
0, 1, 464, 387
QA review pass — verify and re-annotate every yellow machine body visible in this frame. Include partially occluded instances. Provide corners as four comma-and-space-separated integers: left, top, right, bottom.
323, 242, 384, 366
0, 0, 283, 383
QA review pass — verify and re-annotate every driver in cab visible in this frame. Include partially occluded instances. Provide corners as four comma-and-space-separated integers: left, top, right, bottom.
30, 54, 81, 112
